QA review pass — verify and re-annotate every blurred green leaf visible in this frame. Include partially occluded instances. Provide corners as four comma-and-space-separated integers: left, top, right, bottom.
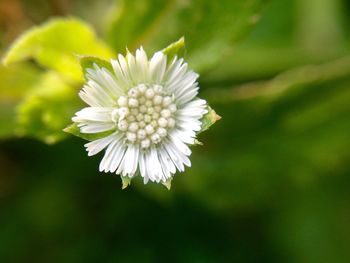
0, 64, 41, 139
183, 75, 350, 211
106, 0, 170, 52
107, 0, 266, 72
202, 0, 348, 82
16, 71, 82, 144
2, 18, 114, 82
205, 56, 350, 103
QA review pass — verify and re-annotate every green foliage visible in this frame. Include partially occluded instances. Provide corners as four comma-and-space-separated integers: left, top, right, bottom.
107, 0, 265, 71
106, 0, 170, 52
16, 72, 82, 144
0, 65, 81, 143
203, 0, 348, 82
0, 18, 117, 143
2, 18, 114, 82
0, 64, 41, 138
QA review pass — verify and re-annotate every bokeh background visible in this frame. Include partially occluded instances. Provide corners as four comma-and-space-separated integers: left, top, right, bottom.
1, 0, 350, 262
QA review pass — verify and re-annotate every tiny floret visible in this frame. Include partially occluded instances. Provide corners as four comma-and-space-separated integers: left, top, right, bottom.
72, 46, 208, 186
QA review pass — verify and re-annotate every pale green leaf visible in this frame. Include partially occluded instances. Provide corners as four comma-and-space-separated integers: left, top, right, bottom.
161, 36, 185, 64
16, 71, 81, 144
121, 176, 132, 189
2, 17, 114, 82
0, 64, 41, 138
199, 105, 221, 134
162, 178, 172, 190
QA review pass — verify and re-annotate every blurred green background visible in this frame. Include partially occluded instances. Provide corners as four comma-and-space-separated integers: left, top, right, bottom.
1, 0, 350, 262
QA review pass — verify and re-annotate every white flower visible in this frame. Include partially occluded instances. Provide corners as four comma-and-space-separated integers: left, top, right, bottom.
72, 47, 208, 186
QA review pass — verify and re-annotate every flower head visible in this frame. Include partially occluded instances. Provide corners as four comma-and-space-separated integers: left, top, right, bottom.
72, 47, 208, 186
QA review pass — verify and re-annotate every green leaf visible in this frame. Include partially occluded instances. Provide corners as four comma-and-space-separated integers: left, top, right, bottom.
121, 176, 132, 189
16, 71, 81, 144
63, 123, 115, 142
106, 0, 265, 72
162, 178, 172, 190
106, 0, 170, 52
199, 105, 221, 134
2, 17, 114, 82
0, 64, 41, 138
78, 55, 114, 80
161, 37, 185, 64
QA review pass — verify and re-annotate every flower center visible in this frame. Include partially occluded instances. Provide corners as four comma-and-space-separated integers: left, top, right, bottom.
112, 84, 177, 149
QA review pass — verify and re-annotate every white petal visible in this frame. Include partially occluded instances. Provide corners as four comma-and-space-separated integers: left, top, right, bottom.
149, 51, 167, 83
177, 107, 207, 118
78, 123, 115, 133
176, 85, 199, 105
109, 140, 127, 173
100, 68, 125, 96
84, 132, 118, 156
126, 51, 139, 84
139, 152, 148, 183
123, 145, 140, 177
169, 71, 198, 95
79, 87, 100, 107
182, 98, 207, 109
179, 99, 208, 117
171, 129, 195, 145
73, 107, 115, 134
111, 58, 131, 89
120, 144, 139, 177
177, 118, 202, 132
79, 80, 115, 107
164, 143, 187, 172
168, 132, 191, 156
164, 58, 187, 86
86, 66, 124, 98
171, 145, 191, 168
160, 147, 176, 174
135, 47, 148, 83
73, 107, 113, 122
99, 135, 124, 172
118, 54, 133, 86
149, 147, 163, 182
116, 153, 126, 175
158, 147, 175, 179
144, 150, 155, 181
